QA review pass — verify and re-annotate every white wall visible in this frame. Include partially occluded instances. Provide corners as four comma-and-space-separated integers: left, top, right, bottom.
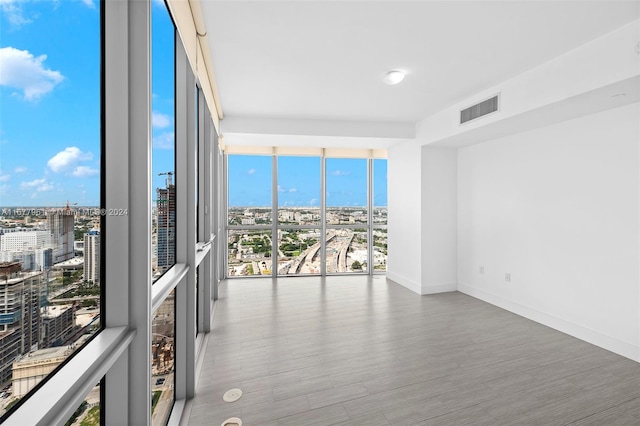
457, 103, 640, 361
421, 147, 457, 294
387, 140, 422, 293
417, 20, 640, 147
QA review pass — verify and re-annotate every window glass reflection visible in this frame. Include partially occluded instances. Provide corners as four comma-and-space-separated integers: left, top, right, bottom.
325, 229, 368, 274
326, 158, 367, 224
151, 0, 176, 281
64, 382, 101, 426
373, 159, 388, 225
151, 289, 175, 426
227, 230, 272, 276
228, 155, 272, 225
278, 157, 320, 225
277, 229, 321, 275
0, 0, 102, 419
373, 229, 388, 272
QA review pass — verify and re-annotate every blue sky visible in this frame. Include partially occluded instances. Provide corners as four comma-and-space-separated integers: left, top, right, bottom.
0, 0, 175, 207
228, 155, 387, 208
0, 0, 100, 207
0, 1, 385, 209
151, 0, 176, 200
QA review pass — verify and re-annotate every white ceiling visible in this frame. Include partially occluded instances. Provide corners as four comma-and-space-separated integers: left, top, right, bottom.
200, 0, 639, 126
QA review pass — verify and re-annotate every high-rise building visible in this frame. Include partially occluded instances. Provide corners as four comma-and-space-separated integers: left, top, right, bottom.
34, 248, 53, 271
0, 263, 44, 384
83, 230, 100, 285
47, 209, 75, 264
0, 231, 51, 252
41, 304, 75, 348
156, 176, 175, 274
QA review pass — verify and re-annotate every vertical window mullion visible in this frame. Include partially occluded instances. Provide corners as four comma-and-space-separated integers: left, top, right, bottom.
105, 0, 151, 424
320, 152, 327, 276
272, 154, 278, 278
368, 157, 374, 275
222, 153, 229, 283
173, 35, 196, 403
198, 89, 213, 334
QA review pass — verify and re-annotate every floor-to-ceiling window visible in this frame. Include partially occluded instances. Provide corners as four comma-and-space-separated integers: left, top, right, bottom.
372, 159, 388, 272
151, 0, 177, 283
225, 152, 387, 278
0, 0, 103, 421
277, 156, 321, 276
150, 2, 177, 424
227, 155, 272, 276
325, 157, 368, 274
1, 1, 221, 424
151, 289, 175, 425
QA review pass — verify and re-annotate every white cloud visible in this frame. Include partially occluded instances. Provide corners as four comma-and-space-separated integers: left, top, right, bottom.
20, 178, 53, 192
21, 178, 45, 188
152, 112, 171, 129
277, 185, 285, 193
14, 166, 27, 173
47, 147, 92, 173
288, 188, 297, 193
0, 47, 64, 100
247, 168, 256, 175
309, 198, 318, 206
330, 170, 350, 176
72, 166, 99, 178
153, 132, 174, 149
0, 173, 10, 182
1, 0, 94, 27
0, 0, 32, 26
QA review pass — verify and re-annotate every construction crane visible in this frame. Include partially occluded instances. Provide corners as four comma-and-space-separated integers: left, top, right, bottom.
49, 200, 78, 216
158, 171, 174, 187
65, 201, 78, 212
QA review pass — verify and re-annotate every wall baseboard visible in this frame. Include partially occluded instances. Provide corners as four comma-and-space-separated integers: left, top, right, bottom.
386, 271, 421, 294
458, 283, 640, 363
422, 282, 458, 295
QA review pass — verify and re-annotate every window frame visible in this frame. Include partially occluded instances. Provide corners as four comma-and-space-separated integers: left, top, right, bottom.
151, 0, 178, 283
5, 1, 221, 424
371, 158, 388, 274
224, 152, 387, 279
0, 0, 107, 422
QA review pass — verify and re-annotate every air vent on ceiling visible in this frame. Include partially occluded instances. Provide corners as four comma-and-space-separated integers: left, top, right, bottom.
460, 95, 499, 124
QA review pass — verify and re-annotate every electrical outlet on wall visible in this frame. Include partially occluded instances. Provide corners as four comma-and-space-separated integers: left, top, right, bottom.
505, 273, 511, 282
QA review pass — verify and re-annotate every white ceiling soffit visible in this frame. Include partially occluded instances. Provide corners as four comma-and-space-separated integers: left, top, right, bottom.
222, 133, 407, 150
220, 116, 415, 148
200, 0, 639, 125
429, 75, 640, 148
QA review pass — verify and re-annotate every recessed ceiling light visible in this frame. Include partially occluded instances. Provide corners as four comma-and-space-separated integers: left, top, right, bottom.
383, 70, 405, 85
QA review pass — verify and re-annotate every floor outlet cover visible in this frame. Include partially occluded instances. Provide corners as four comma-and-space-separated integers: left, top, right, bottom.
221, 417, 242, 426
223, 388, 243, 403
